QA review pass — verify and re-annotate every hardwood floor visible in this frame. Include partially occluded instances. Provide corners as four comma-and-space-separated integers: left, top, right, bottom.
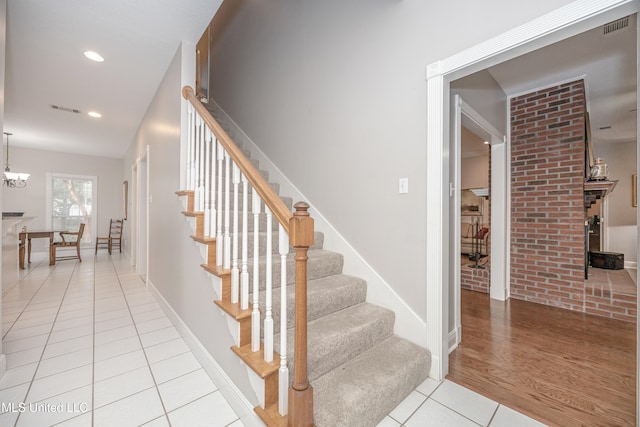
447, 289, 636, 427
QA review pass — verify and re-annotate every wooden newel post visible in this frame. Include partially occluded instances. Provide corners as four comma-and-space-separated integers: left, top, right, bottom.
288, 202, 315, 427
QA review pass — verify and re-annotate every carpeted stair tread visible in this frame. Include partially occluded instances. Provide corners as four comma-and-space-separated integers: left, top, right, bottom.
248, 249, 343, 290
256, 274, 367, 335
312, 335, 431, 427
275, 303, 395, 383
235, 231, 323, 257
219, 180, 279, 195
212, 193, 292, 210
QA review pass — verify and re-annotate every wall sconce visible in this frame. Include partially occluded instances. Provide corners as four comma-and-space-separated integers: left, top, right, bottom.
3, 132, 29, 188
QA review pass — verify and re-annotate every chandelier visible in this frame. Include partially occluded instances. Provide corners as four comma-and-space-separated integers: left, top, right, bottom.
3, 132, 29, 188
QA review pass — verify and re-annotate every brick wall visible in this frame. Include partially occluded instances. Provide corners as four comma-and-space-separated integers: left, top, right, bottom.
461, 264, 489, 292
510, 80, 586, 311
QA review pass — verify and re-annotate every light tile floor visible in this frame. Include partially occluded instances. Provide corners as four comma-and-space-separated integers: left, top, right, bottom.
1, 252, 546, 427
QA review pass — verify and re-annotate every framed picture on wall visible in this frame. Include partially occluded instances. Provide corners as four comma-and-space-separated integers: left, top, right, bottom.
461, 189, 483, 216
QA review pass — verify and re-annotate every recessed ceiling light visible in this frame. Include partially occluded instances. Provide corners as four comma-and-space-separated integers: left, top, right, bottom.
83, 51, 104, 62
483, 141, 489, 145
88, 111, 102, 118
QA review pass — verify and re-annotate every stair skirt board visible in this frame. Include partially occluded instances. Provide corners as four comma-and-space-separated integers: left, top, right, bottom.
180, 106, 432, 426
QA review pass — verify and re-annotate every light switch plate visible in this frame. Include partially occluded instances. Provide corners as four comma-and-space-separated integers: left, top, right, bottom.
399, 178, 409, 194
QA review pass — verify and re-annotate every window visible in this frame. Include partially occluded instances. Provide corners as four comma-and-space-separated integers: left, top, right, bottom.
46, 173, 97, 245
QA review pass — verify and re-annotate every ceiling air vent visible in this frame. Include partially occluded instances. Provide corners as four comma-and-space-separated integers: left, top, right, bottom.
603, 16, 629, 36
50, 104, 81, 114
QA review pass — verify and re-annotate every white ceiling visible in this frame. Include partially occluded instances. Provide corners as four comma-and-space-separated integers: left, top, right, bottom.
4, 0, 222, 158
4, 4, 636, 161
463, 13, 637, 156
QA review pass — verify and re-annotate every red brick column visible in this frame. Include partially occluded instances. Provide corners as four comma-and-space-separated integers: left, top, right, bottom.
510, 80, 586, 311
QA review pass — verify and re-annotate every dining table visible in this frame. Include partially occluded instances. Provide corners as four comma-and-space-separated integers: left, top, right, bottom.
18, 230, 61, 268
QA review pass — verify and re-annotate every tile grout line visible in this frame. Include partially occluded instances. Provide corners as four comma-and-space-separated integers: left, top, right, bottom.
2, 256, 47, 298
398, 380, 445, 426
107, 255, 173, 426
427, 383, 495, 427
486, 404, 500, 426
12, 262, 78, 427
2, 265, 59, 341
422, 397, 485, 426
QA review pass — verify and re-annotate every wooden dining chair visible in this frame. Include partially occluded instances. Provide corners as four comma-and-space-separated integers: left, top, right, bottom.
95, 219, 123, 254
51, 223, 85, 263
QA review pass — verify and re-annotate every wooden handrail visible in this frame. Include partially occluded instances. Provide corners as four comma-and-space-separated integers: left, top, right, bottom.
182, 86, 293, 231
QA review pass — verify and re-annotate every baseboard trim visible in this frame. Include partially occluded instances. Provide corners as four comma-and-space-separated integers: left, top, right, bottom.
209, 100, 428, 348
448, 327, 460, 354
146, 279, 262, 427
624, 261, 637, 269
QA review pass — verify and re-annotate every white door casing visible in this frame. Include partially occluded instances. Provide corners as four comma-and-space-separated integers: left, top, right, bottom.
450, 96, 507, 351
425, 0, 638, 381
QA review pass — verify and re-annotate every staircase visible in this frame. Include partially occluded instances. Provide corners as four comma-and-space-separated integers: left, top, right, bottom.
178, 87, 430, 426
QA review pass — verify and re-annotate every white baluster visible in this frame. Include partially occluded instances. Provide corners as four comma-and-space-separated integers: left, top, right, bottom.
209, 136, 217, 239
251, 191, 262, 352
278, 224, 289, 415
204, 128, 211, 237
264, 207, 273, 362
216, 142, 224, 266
223, 152, 231, 270
231, 162, 240, 304
198, 120, 205, 212
186, 105, 193, 191
194, 115, 201, 211
191, 109, 197, 192
190, 106, 196, 192
241, 173, 249, 310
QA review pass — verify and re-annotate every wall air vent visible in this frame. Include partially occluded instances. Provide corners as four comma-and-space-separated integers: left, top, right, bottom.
603, 16, 629, 36
50, 105, 81, 114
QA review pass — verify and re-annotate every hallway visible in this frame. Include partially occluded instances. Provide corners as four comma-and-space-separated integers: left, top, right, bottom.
1, 253, 242, 426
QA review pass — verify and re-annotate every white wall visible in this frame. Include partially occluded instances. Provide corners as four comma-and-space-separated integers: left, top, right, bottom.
2, 147, 123, 252
461, 155, 489, 190
122, 44, 258, 408
0, 0, 7, 379
208, 0, 564, 318
452, 70, 509, 136
594, 140, 638, 263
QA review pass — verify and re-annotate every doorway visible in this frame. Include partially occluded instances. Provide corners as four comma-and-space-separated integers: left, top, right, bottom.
425, 0, 639, 382
131, 147, 149, 283
449, 95, 507, 351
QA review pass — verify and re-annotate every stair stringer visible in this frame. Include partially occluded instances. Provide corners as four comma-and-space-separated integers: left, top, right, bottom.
201, 262, 273, 415
209, 100, 428, 348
